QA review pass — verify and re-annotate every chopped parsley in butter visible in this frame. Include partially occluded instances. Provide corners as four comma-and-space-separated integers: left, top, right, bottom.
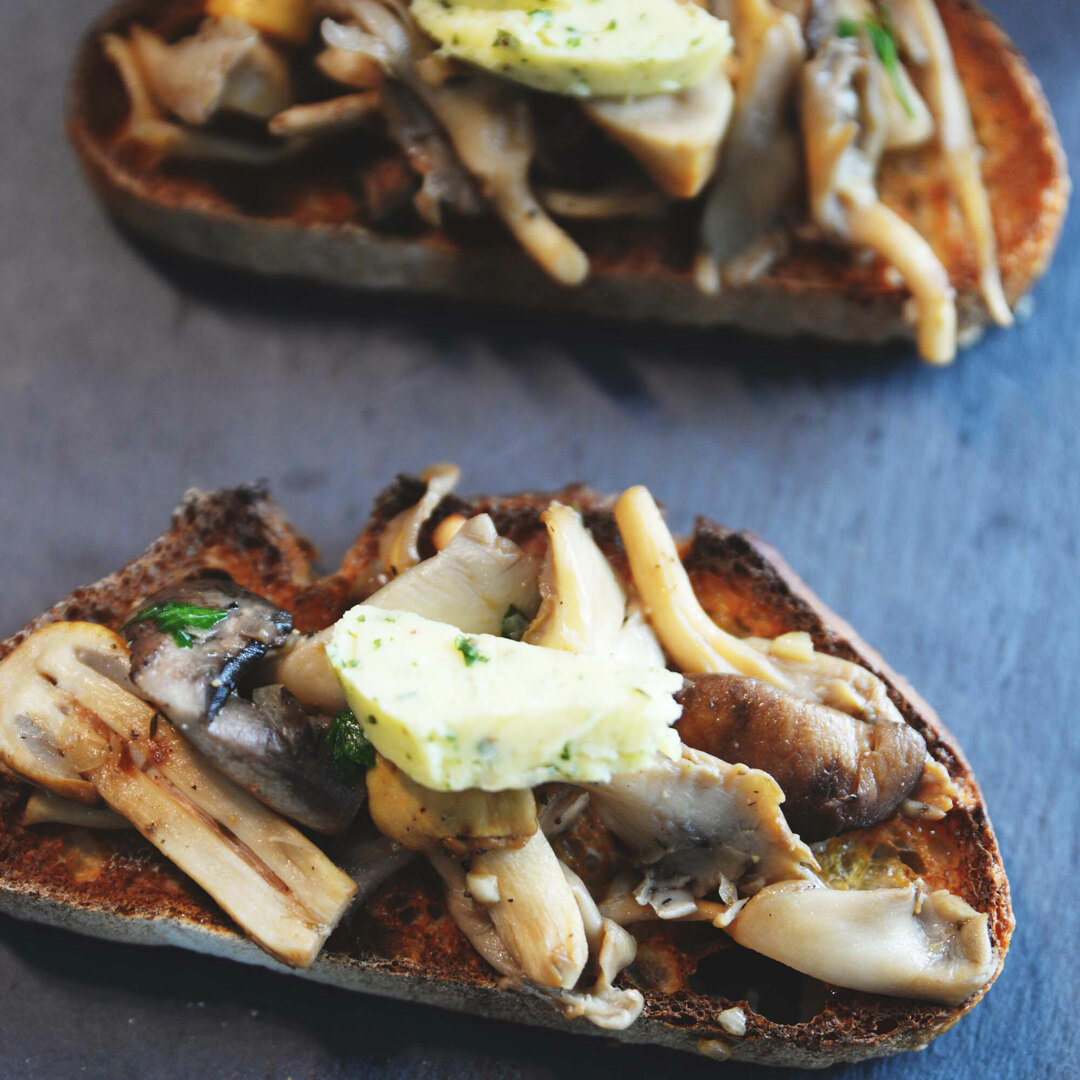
327, 606, 683, 791
409, 0, 731, 98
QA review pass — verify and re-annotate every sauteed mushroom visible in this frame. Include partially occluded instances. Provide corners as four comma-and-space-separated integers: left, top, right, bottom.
677, 673, 927, 839
125, 579, 363, 833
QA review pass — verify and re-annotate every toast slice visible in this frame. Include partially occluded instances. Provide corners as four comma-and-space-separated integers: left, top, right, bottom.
66, 0, 1068, 354
0, 477, 1012, 1068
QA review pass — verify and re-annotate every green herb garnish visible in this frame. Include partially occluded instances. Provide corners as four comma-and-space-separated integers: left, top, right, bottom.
501, 604, 530, 642
124, 602, 229, 649
326, 708, 376, 784
493, 28, 519, 48
455, 635, 489, 667
837, 13, 914, 117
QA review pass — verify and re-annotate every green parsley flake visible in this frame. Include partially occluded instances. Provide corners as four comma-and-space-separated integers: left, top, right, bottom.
124, 602, 229, 649
455, 635, 489, 667
326, 708, 376, 783
837, 14, 914, 117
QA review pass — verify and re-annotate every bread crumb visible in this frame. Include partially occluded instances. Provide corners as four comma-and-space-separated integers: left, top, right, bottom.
718, 1007, 747, 1037
697, 1038, 732, 1060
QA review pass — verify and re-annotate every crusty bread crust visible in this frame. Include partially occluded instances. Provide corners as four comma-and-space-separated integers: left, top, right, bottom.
0, 480, 1012, 1067
66, 0, 1068, 351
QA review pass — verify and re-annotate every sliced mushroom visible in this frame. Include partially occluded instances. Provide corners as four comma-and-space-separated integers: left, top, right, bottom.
801, 34, 956, 362
125, 579, 363, 833
125, 578, 292, 727
583, 66, 735, 199
332, 826, 418, 906
428, 850, 523, 978
524, 502, 665, 670
378, 82, 485, 225
270, 630, 349, 714
429, 851, 638, 1028
104, 32, 308, 164
280, 36, 452, 216
728, 879, 997, 1006
0, 622, 356, 967
316, 44, 384, 89
677, 673, 927, 839
832, 0, 934, 151
323, 2, 589, 284
204, 686, 364, 833
22, 789, 132, 830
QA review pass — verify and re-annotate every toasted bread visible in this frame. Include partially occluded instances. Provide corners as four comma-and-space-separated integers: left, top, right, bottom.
0, 477, 1011, 1067
66, 0, 1067, 351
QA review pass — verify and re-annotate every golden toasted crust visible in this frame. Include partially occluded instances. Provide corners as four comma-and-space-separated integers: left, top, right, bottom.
66, 0, 1068, 350
0, 479, 1012, 1067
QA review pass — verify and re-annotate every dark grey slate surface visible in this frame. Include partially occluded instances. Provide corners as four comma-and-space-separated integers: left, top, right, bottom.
0, 1, 1076, 1077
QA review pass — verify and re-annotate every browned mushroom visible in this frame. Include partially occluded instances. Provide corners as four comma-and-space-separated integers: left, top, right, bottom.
676, 673, 927, 840
124, 578, 364, 833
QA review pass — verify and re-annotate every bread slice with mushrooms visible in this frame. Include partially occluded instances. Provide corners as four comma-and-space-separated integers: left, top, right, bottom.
68, 0, 1066, 361
0, 475, 1011, 1067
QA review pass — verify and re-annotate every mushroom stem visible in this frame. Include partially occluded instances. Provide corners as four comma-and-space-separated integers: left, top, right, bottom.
471, 830, 588, 990
614, 486, 792, 684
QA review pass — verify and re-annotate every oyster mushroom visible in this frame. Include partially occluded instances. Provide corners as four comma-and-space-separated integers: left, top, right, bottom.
728, 879, 997, 1006
124, 17, 293, 126
801, 34, 957, 362
524, 502, 664, 669
366, 756, 587, 990
615, 485, 905, 725
890, 0, 1012, 326
268, 91, 380, 138
580, 746, 818, 921
378, 462, 461, 576
697, 0, 807, 289
274, 510, 541, 712
124, 579, 364, 834
677, 673, 928, 839
583, 65, 735, 199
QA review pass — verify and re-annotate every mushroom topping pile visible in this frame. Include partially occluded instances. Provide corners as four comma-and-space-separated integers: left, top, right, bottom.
104, 0, 1008, 361
0, 470, 998, 1025
0, 622, 356, 966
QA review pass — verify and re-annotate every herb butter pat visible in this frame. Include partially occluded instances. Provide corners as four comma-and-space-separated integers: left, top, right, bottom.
409, 0, 731, 98
327, 606, 683, 791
